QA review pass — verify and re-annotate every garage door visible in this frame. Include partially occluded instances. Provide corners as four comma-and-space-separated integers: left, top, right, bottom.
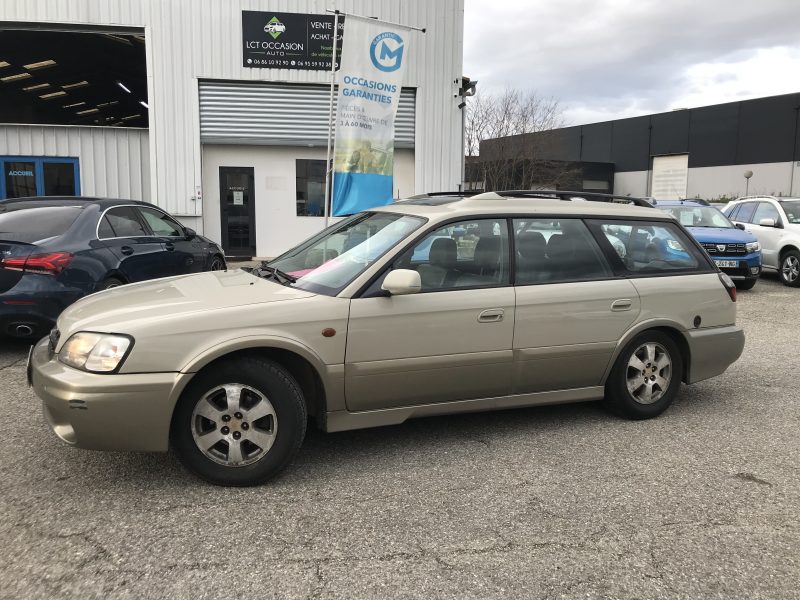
650, 154, 689, 199
199, 81, 415, 148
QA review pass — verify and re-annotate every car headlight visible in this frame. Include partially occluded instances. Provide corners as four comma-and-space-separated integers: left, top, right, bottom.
58, 332, 133, 373
746, 241, 760, 252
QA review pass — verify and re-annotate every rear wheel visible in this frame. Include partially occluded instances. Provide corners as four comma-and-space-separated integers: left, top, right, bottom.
604, 331, 683, 420
172, 357, 306, 486
99, 277, 124, 290
779, 250, 800, 287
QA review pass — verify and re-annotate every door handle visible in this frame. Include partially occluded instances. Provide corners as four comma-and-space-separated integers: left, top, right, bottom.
165, 242, 175, 251
611, 299, 632, 311
478, 308, 504, 323
121, 246, 134, 256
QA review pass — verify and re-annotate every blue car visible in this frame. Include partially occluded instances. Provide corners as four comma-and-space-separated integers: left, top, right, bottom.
654, 199, 762, 289
0, 197, 225, 340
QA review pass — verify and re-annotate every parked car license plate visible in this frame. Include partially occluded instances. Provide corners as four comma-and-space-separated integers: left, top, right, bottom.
714, 260, 738, 268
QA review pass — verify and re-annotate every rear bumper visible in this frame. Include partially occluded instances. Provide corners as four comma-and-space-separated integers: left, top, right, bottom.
685, 325, 745, 384
30, 337, 186, 452
1, 276, 85, 337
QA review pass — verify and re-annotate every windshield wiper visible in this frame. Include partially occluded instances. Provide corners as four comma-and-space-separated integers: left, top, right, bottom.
257, 263, 297, 284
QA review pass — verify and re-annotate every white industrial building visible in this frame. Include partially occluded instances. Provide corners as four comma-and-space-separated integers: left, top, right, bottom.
0, 0, 465, 257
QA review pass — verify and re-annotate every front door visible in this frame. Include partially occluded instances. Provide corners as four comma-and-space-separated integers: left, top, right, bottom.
345, 218, 515, 412
219, 167, 256, 258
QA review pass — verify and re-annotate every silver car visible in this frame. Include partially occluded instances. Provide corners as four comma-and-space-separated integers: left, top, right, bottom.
29, 192, 745, 485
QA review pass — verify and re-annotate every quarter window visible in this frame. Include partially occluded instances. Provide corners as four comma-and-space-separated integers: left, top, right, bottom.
514, 218, 611, 284
139, 207, 183, 237
100, 207, 147, 238
591, 221, 703, 273
393, 218, 510, 291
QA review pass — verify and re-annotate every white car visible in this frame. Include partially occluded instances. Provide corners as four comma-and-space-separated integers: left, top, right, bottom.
723, 196, 800, 286
264, 22, 286, 34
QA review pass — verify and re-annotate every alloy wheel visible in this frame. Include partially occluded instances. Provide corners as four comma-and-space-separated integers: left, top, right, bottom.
782, 255, 799, 283
191, 383, 277, 466
625, 342, 672, 405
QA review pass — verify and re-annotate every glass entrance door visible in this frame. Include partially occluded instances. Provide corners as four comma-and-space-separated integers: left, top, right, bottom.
219, 166, 256, 258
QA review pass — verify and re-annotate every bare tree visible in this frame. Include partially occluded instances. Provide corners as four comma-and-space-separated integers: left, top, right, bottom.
465, 88, 578, 191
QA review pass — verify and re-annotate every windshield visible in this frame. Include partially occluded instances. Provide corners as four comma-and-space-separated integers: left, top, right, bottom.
268, 212, 426, 296
0, 205, 83, 243
780, 201, 800, 224
660, 205, 733, 229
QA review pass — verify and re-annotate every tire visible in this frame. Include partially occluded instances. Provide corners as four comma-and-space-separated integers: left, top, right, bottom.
99, 277, 124, 290
736, 278, 757, 291
603, 331, 683, 420
209, 255, 225, 271
779, 250, 800, 287
172, 356, 307, 486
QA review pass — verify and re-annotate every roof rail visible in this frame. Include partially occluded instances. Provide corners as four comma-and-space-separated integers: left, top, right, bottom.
480, 189, 654, 208
651, 198, 710, 206
406, 191, 481, 199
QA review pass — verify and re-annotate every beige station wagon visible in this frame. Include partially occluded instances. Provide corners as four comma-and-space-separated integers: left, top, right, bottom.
29, 191, 745, 485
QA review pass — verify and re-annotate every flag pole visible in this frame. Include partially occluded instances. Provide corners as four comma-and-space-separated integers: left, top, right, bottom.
322, 10, 340, 230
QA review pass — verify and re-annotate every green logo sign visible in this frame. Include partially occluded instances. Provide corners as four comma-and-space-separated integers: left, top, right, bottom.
264, 16, 286, 39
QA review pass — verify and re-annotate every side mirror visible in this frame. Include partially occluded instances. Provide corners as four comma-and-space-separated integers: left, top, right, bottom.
381, 269, 421, 296
185, 227, 197, 240
735, 223, 745, 230
758, 218, 776, 228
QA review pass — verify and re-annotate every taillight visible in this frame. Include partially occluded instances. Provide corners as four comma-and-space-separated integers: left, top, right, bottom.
0, 252, 73, 275
719, 272, 736, 302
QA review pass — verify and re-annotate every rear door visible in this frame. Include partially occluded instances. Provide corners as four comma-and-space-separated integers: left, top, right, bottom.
97, 206, 171, 282
512, 218, 641, 393
136, 206, 205, 274
747, 202, 783, 269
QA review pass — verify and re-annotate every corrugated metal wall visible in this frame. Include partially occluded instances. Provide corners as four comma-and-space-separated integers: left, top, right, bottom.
199, 82, 415, 147
1, 0, 464, 216
0, 125, 150, 200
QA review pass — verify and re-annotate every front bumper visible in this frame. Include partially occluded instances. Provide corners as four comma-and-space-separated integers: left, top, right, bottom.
30, 337, 186, 452
685, 325, 745, 384
707, 252, 761, 281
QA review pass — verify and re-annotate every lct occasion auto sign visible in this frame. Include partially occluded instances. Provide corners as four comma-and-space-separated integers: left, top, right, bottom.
242, 11, 344, 70
331, 16, 410, 216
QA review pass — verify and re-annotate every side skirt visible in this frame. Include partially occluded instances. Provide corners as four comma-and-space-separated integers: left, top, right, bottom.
324, 386, 605, 432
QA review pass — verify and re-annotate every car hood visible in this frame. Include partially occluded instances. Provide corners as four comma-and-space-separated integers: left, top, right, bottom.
57, 269, 314, 338
685, 227, 757, 244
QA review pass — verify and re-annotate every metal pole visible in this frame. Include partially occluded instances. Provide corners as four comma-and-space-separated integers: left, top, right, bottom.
325, 8, 426, 32
323, 10, 340, 230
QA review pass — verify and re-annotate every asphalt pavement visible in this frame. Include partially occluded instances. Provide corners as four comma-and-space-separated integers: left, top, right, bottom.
0, 274, 797, 599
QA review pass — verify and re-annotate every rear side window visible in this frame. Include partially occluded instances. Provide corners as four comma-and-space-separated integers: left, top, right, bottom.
589, 220, 708, 274
734, 202, 757, 223
752, 202, 781, 225
0, 205, 82, 243
514, 218, 611, 284
100, 206, 147, 238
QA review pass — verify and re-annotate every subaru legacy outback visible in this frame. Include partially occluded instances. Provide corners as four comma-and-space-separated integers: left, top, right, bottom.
29, 192, 745, 486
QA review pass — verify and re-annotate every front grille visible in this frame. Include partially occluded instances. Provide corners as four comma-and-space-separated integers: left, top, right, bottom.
48, 328, 60, 354
702, 242, 746, 256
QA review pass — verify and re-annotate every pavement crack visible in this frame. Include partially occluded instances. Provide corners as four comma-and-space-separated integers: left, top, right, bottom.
733, 472, 773, 486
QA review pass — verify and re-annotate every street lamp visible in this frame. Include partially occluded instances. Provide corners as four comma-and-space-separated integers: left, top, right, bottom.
744, 170, 753, 196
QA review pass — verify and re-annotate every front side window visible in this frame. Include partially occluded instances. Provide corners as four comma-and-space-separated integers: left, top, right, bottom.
751, 202, 781, 225
590, 220, 704, 273
391, 218, 509, 291
514, 218, 611, 284
269, 212, 425, 296
139, 207, 183, 237
101, 207, 147, 238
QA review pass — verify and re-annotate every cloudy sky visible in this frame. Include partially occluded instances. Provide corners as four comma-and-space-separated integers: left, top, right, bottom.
463, 0, 800, 126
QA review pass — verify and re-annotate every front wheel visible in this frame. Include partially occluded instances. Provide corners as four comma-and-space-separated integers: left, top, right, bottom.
779, 250, 800, 287
172, 357, 307, 486
736, 278, 758, 291
209, 255, 225, 271
603, 331, 683, 420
